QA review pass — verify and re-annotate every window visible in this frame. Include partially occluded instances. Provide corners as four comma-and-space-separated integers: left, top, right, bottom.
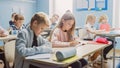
76, 0, 108, 11
49, 0, 73, 17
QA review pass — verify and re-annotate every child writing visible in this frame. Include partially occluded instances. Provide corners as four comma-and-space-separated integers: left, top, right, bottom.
10, 14, 26, 35
14, 12, 52, 68
98, 14, 120, 31
50, 12, 88, 68
84, 14, 104, 40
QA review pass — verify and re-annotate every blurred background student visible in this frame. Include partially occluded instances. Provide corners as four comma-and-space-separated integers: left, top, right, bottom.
84, 14, 104, 40
83, 14, 105, 63
99, 14, 111, 31
11, 14, 25, 30
9, 13, 16, 27
50, 14, 59, 29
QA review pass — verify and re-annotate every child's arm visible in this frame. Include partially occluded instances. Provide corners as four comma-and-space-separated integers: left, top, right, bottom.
16, 31, 52, 57
87, 27, 105, 34
51, 32, 71, 47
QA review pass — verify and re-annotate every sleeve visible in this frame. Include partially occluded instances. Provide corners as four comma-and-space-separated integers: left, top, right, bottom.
85, 24, 96, 34
51, 29, 70, 47
16, 31, 52, 57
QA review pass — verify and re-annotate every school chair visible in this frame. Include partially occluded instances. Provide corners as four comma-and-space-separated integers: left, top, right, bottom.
78, 28, 87, 39
4, 40, 15, 68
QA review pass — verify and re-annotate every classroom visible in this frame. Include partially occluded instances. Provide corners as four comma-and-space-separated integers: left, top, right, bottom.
0, 0, 120, 68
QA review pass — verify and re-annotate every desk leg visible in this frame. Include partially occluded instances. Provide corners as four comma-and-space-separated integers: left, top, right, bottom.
109, 38, 120, 68
22, 60, 29, 68
113, 40, 116, 68
101, 49, 103, 68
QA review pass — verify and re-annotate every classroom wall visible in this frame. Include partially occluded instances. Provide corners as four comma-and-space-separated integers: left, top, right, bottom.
36, 0, 49, 15
0, 0, 36, 46
0, 0, 36, 29
73, 0, 120, 49
0, 0, 50, 45
73, 0, 113, 28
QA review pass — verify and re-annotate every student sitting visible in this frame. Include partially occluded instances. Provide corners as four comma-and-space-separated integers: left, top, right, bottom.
50, 12, 88, 68
84, 14, 104, 40
99, 14, 111, 31
83, 14, 105, 62
9, 13, 16, 27
11, 14, 26, 30
14, 12, 52, 68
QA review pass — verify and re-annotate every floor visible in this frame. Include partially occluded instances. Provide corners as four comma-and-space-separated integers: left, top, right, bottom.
86, 49, 120, 68
0, 49, 120, 68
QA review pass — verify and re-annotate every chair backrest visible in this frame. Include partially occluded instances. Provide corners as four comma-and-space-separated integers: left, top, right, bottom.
4, 40, 15, 62
79, 29, 87, 39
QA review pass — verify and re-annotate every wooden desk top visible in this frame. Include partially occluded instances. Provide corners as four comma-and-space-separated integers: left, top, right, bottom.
25, 43, 108, 67
96, 31, 120, 37
0, 35, 17, 41
76, 44, 108, 57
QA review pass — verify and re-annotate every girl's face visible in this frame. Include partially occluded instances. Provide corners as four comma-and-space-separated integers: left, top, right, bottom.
101, 19, 108, 23
89, 19, 96, 25
32, 21, 47, 36
15, 20, 24, 28
63, 20, 74, 31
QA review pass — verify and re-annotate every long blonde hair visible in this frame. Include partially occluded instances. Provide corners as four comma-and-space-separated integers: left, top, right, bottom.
49, 12, 76, 41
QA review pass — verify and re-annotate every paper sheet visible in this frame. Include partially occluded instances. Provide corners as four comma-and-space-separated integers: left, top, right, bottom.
26, 54, 51, 59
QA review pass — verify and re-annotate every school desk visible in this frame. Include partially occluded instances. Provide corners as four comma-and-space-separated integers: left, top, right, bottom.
23, 43, 108, 68
0, 35, 17, 43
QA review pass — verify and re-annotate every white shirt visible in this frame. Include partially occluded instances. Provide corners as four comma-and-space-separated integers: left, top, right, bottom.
84, 23, 96, 39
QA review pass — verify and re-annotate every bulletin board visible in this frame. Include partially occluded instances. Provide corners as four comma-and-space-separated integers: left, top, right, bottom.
76, 0, 108, 11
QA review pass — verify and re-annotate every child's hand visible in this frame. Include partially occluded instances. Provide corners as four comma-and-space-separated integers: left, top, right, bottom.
70, 40, 80, 46
0, 30, 8, 37
0, 29, 4, 34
